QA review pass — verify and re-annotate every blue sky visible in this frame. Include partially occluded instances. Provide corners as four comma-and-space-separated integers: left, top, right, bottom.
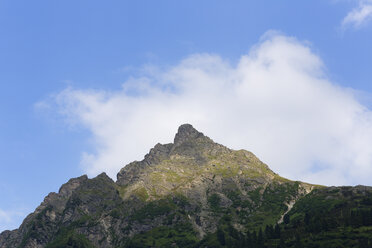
1, 0, 372, 232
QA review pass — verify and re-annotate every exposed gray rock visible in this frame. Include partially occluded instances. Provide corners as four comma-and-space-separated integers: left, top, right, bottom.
3, 124, 369, 248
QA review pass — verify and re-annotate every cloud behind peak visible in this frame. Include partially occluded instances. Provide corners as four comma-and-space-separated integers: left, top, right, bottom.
45, 33, 372, 186
342, 1, 372, 29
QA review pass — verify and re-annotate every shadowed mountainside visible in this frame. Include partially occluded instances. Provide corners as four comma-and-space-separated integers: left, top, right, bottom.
1, 124, 372, 248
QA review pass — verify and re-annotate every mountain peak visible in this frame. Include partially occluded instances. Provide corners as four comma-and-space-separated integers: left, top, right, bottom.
5, 122, 348, 248
174, 124, 204, 146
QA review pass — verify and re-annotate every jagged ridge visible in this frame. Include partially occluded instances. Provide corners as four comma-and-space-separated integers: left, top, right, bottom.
2, 124, 370, 248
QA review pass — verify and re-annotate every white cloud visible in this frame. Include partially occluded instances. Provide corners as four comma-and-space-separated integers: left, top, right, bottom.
0, 208, 25, 232
46, 32, 372, 186
0, 209, 11, 223
342, 1, 372, 29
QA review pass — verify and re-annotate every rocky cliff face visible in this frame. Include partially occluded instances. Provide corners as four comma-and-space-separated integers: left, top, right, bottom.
2, 124, 368, 248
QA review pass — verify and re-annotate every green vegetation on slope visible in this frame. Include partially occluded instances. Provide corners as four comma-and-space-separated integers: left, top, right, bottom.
5, 125, 372, 248
125, 223, 198, 248
45, 228, 95, 248
198, 186, 372, 248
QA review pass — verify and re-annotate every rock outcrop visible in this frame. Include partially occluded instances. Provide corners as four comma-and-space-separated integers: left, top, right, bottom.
1, 124, 370, 248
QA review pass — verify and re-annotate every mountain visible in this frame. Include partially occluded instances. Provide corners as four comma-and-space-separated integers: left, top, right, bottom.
1, 124, 372, 248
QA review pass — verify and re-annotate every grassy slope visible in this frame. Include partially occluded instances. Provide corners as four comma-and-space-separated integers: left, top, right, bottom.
198, 186, 372, 248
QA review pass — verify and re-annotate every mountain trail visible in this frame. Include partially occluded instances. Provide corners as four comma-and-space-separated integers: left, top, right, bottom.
277, 186, 314, 224
277, 199, 296, 224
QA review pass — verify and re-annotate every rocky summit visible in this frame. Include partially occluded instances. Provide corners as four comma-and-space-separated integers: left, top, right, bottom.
1, 124, 372, 248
